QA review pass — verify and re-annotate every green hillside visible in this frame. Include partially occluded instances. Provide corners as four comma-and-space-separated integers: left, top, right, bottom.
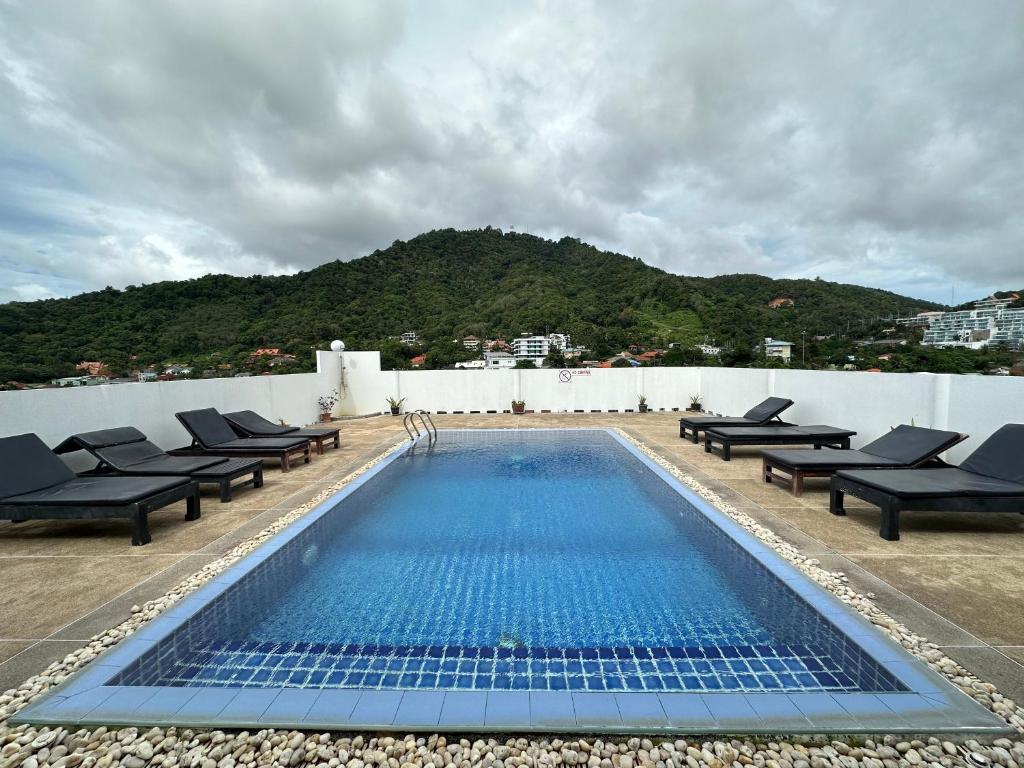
0, 228, 941, 381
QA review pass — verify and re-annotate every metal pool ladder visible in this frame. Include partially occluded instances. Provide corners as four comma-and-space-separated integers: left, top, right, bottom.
402, 410, 437, 446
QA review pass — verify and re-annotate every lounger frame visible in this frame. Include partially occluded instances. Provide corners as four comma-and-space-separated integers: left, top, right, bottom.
704, 430, 853, 461
225, 421, 340, 455
679, 415, 791, 443
0, 481, 201, 546
82, 457, 263, 503
168, 441, 311, 472
763, 434, 967, 497
829, 475, 1024, 541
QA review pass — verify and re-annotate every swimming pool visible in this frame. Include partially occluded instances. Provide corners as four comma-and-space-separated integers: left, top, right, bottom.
15, 429, 1007, 733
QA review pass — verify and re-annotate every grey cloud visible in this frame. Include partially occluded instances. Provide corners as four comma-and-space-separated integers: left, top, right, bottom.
0, 0, 1021, 305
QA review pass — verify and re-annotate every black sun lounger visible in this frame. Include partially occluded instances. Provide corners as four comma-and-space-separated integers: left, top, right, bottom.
830, 424, 1024, 541
54, 427, 264, 503
0, 433, 199, 546
223, 410, 340, 455
679, 397, 794, 442
762, 424, 967, 496
704, 424, 856, 461
171, 409, 311, 471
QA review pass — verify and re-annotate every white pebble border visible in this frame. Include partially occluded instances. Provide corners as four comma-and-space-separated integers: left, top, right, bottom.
0, 431, 1020, 768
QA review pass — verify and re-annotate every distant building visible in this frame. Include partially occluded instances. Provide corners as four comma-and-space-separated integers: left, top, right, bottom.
483, 338, 508, 352
462, 335, 481, 350
51, 375, 108, 387
763, 338, 793, 361
918, 296, 1024, 349
512, 335, 550, 358
137, 371, 158, 382
696, 343, 721, 356
454, 359, 485, 369
400, 331, 419, 345
768, 297, 794, 309
510, 332, 572, 367
410, 354, 426, 368
484, 351, 516, 369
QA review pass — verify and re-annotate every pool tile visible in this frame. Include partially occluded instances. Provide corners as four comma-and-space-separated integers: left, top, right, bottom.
658, 694, 714, 728
832, 693, 908, 727
176, 687, 242, 720
395, 691, 444, 726
745, 694, 811, 729
219, 689, 279, 721
791, 693, 863, 729
875, 693, 953, 728
485, 691, 531, 727
440, 691, 488, 727
614, 692, 668, 727
702, 694, 764, 730
530, 691, 576, 727
304, 689, 361, 726
260, 689, 318, 723
83, 686, 155, 720
572, 693, 622, 727
350, 690, 403, 726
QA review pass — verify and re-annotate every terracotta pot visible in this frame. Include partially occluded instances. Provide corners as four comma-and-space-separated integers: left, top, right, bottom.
319, 412, 333, 422
512, 404, 525, 415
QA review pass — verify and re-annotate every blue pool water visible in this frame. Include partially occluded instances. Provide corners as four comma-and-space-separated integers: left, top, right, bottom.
114, 430, 905, 694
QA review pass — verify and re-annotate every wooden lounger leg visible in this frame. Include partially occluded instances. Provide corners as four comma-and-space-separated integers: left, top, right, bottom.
792, 472, 804, 497
131, 508, 151, 546
219, 479, 232, 503
829, 483, 846, 516
722, 442, 731, 461
185, 488, 201, 521
281, 452, 291, 472
314, 437, 324, 456
879, 500, 901, 541
303, 445, 311, 464
763, 459, 773, 484
691, 429, 699, 444
254, 467, 264, 488
704, 436, 712, 453
333, 433, 340, 449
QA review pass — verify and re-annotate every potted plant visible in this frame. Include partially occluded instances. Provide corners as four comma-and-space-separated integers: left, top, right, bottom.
638, 394, 649, 413
687, 393, 703, 412
317, 390, 340, 422
386, 396, 406, 416
511, 400, 526, 415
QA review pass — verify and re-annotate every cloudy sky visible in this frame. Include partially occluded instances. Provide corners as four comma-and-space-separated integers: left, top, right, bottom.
1, 0, 1022, 305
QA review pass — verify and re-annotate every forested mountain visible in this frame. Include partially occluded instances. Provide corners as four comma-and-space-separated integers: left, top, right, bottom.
0, 228, 941, 381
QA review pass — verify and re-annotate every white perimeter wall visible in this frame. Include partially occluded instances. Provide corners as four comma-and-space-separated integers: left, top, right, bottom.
2, 349, 1021, 467
0, 372, 324, 471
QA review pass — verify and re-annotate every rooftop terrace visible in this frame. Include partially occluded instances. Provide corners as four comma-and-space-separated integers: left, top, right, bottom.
2, 412, 1022, 709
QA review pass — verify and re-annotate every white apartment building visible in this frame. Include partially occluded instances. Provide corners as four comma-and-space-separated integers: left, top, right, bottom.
400, 331, 418, 345
511, 332, 572, 359
921, 296, 1024, 349
484, 351, 517, 369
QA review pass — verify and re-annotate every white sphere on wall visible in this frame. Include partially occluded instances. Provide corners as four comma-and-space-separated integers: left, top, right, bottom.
330, 340, 346, 352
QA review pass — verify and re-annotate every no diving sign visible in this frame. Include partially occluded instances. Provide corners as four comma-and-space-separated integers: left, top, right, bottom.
558, 369, 590, 383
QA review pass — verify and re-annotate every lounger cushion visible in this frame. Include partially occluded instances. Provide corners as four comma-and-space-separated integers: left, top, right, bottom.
62, 427, 148, 451
223, 410, 299, 436
209, 437, 310, 450
679, 416, 761, 427
836, 468, 1024, 499
176, 409, 241, 446
100, 448, 228, 474
0, 434, 76, 500
3, 475, 189, 507
959, 424, 1024, 484
742, 397, 794, 423
763, 448, 904, 470
708, 425, 854, 439
860, 425, 962, 464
